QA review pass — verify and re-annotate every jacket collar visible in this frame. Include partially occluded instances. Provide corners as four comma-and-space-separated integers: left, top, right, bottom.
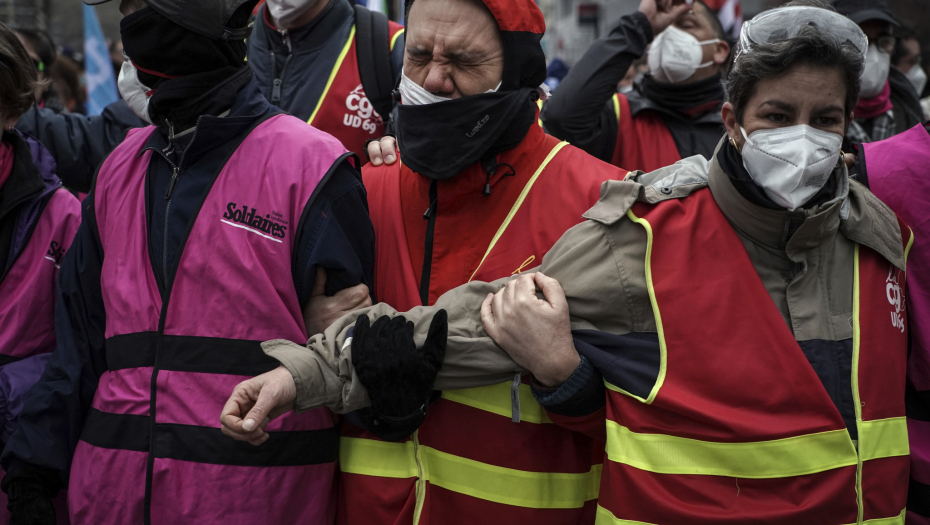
627, 81, 723, 125
708, 138, 847, 254
142, 76, 276, 169
255, 0, 350, 54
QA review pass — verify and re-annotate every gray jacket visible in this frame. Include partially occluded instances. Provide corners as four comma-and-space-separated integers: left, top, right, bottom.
263, 141, 906, 417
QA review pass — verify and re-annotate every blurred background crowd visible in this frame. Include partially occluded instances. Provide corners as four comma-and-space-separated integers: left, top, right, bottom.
0, 0, 927, 120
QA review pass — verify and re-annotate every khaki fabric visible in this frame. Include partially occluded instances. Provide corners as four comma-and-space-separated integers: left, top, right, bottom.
265, 143, 906, 413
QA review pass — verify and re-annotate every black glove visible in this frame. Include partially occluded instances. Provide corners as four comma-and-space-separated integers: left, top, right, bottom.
352, 310, 447, 441
2, 464, 60, 525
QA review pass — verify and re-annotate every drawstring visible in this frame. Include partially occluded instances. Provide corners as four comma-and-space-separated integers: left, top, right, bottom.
480, 155, 516, 197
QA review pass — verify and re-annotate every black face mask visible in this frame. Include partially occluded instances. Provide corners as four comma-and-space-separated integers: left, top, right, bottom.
395, 88, 538, 180
120, 7, 247, 88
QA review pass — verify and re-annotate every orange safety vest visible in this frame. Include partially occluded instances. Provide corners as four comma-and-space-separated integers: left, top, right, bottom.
595, 187, 912, 524
341, 129, 629, 525
307, 22, 404, 160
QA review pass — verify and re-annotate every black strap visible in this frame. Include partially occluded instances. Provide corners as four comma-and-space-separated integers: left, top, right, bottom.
353, 5, 396, 128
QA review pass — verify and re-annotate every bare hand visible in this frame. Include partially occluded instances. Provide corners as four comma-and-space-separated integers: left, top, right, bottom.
220, 366, 296, 446
638, 0, 692, 38
366, 135, 398, 166
480, 273, 580, 387
303, 268, 372, 336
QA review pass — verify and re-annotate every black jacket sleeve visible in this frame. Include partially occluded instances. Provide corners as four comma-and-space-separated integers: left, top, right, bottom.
0, 189, 108, 484
14, 101, 144, 193
541, 12, 653, 162
294, 158, 375, 304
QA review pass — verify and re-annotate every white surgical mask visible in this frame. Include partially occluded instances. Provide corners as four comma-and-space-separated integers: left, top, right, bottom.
648, 26, 719, 84
118, 58, 154, 125
860, 43, 890, 99
265, 0, 323, 29
906, 64, 927, 97
739, 125, 843, 211
398, 70, 501, 106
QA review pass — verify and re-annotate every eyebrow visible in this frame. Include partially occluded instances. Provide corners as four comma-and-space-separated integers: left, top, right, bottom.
759, 100, 795, 112
812, 105, 845, 115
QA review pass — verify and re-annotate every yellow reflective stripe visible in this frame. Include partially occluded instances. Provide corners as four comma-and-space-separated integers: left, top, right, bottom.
596, 505, 652, 525
605, 419, 858, 479
612, 93, 621, 122
468, 141, 569, 282
624, 209, 667, 404
340, 437, 419, 478
442, 382, 553, 424
852, 244, 865, 524
597, 504, 907, 525
903, 225, 915, 269
307, 27, 356, 126
341, 436, 601, 508
390, 28, 405, 51
857, 509, 906, 525
859, 417, 909, 461
421, 445, 601, 508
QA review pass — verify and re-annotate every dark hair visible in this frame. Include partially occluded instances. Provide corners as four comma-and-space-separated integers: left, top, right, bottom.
0, 22, 40, 120
725, 2, 863, 125
891, 26, 918, 68
694, 0, 727, 42
13, 27, 56, 70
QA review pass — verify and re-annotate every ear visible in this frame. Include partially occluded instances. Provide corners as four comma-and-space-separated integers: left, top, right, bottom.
713, 40, 730, 65
721, 102, 741, 148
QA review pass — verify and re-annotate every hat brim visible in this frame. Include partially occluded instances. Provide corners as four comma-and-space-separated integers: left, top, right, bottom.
84, 0, 114, 5
847, 8, 900, 27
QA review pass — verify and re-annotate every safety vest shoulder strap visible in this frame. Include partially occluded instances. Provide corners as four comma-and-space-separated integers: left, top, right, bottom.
610, 93, 680, 173
354, 5, 399, 126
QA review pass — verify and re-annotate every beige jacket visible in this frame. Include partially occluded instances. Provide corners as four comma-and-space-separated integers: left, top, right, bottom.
264, 145, 906, 413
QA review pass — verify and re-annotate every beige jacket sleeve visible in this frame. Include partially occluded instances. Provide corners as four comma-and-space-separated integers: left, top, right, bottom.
263, 185, 636, 414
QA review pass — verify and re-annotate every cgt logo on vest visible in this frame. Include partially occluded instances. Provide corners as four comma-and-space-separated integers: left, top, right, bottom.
344, 85, 382, 135
886, 265, 906, 333
45, 241, 65, 268
221, 203, 288, 244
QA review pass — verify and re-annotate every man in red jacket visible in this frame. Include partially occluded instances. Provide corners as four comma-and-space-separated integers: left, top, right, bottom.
222, 0, 629, 522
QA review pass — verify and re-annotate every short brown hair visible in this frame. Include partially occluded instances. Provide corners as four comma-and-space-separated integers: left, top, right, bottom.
0, 21, 39, 121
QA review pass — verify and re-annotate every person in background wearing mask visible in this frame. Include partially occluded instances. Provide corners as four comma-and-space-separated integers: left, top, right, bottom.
0, 0, 375, 523
541, 0, 730, 173
890, 27, 929, 122
0, 21, 80, 525
248, 0, 404, 159
834, 0, 923, 142
222, 0, 631, 523
226, 1, 924, 522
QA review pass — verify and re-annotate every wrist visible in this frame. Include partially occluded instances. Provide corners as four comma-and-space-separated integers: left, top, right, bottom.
534, 349, 582, 388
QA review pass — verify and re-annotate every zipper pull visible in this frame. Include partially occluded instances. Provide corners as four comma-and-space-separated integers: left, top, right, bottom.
511, 373, 522, 423
165, 166, 180, 200
272, 79, 282, 104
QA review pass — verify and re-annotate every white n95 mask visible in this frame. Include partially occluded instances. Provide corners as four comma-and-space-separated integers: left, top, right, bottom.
397, 70, 501, 106
739, 125, 843, 211
648, 26, 719, 84
906, 64, 927, 98
860, 43, 891, 99
266, 0, 323, 29
118, 58, 154, 125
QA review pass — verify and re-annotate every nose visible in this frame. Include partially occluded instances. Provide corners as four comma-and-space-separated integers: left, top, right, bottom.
421, 63, 455, 98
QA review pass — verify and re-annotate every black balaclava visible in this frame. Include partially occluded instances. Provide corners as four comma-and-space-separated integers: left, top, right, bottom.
395, 0, 547, 181
120, 2, 255, 128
